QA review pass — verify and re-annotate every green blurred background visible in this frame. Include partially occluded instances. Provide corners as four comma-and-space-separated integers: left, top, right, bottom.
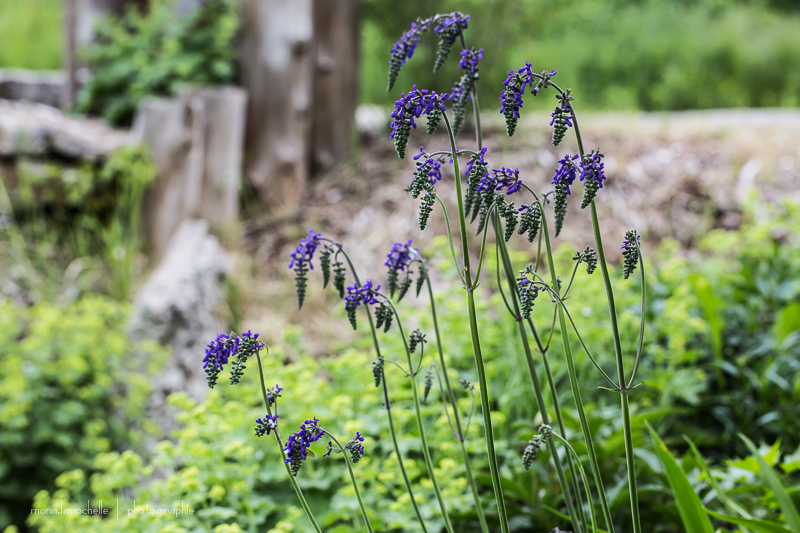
4, 0, 800, 110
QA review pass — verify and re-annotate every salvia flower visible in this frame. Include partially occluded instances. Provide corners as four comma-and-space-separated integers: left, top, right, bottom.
388, 18, 433, 91
499, 64, 531, 136
518, 203, 542, 243
522, 424, 552, 471
433, 12, 469, 72
464, 147, 488, 221
550, 90, 576, 147
289, 229, 322, 309
254, 414, 278, 438
573, 247, 598, 275
579, 149, 607, 209
374, 300, 394, 332
372, 356, 385, 387
459, 47, 483, 74
345, 432, 366, 463
493, 167, 522, 195
409, 329, 427, 354
390, 86, 450, 159
344, 280, 381, 330
266, 384, 284, 406
386, 239, 417, 275
203, 331, 265, 388
516, 266, 541, 320
621, 230, 641, 279
451, 47, 483, 134
552, 154, 579, 237
229, 330, 265, 385
531, 70, 558, 96
284, 417, 325, 476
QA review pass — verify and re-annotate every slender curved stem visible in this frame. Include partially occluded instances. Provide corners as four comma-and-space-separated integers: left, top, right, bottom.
336, 245, 429, 533
473, 202, 497, 284
420, 262, 490, 533
495, 236, 516, 317
435, 194, 466, 287
442, 110, 510, 533
562, 260, 581, 299
386, 300, 455, 533
553, 432, 598, 533
494, 215, 584, 533
430, 364, 458, 439
626, 240, 647, 389
540, 203, 616, 532
323, 430, 374, 532
255, 352, 322, 533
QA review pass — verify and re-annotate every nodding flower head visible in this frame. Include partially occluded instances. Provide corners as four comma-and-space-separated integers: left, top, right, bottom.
550, 91, 575, 148
284, 417, 325, 476
409, 329, 427, 354
345, 431, 366, 463
433, 12, 469, 73
254, 414, 278, 438
385, 240, 417, 272
552, 154, 579, 237
516, 267, 541, 320
621, 230, 641, 279
579, 149, 607, 209
203, 331, 265, 389
522, 424, 552, 471
478, 167, 522, 196
344, 280, 381, 330
290, 229, 323, 309
266, 384, 284, 406
388, 18, 433, 91
459, 47, 483, 74
390, 86, 450, 158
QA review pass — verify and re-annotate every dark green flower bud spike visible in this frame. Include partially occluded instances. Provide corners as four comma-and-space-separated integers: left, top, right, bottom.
502, 201, 518, 242
346, 303, 358, 330
333, 261, 346, 299
387, 268, 399, 298
410, 160, 432, 199
375, 302, 386, 330
372, 356, 385, 387
419, 191, 436, 230
382, 304, 393, 333
583, 246, 598, 274
553, 180, 569, 237
550, 105, 571, 147
320, 247, 332, 288
433, 33, 455, 73
518, 203, 541, 243
409, 329, 426, 354
464, 155, 486, 218
415, 268, 426, 297
426, 106, 442, 134
423, 369, 434, 404
294, 263, 308, 310
397, 272, 413, 302
394, 117, 412, 159
622, 230, 640, 280
522, 440, 538, 471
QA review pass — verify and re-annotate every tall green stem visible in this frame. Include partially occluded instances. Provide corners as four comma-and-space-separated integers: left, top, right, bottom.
589, 202, 642, 533
337, 245, 429, 532
421, 263, 490, 533
255, 352, 322, 533
441, 110, 510, 533
493, 218, 584, 533
539, 206, 615, 533
324, 430, 374, 532
388, 301, 455, 533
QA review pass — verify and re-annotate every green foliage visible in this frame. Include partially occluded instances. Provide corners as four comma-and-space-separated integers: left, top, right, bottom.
362, 0, 800, 110
0, 0, 62, 70
76, 0, 239, 126
0, 296, 165, 530
23, 201, 800, 531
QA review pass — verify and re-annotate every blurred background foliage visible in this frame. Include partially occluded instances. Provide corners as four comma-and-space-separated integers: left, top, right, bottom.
361, 0, 800, 110
0, 0, 62, 71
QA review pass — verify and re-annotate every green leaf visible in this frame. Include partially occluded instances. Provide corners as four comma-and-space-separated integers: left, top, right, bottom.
685, 436, 754, 520
647, 423, 714, 533
707, 510, 793, 533
740, 434, 800, 533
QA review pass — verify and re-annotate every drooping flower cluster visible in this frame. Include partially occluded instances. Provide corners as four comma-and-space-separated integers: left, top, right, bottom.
284, 417, 325, 477
573, 247, 598, 275
522, 424, 552, 471
372, 356, 385, 387
517, 203, 542, 243
579, 149, 607, 209
289, 229, 322, 309
472, 167, 522, 238
407, 152, 441, 231
433, 13, 469, 72
387, 18, 433, 91
500, 64, 557, 136
409, 329, 427, 354
464, 147, 489, 222
450, 47, 483, 135
345, 280, 381, 330
345, 432, 366, 463
552, 154, 579, 237
266, 384, 284, 406
390, 86, 450, 159
516, 267, 541, 320
385, 239, 417, 298
550, 90, 575, 147
254, 414, 278, 437
203, 330, 265, 389
621, 230, 641, 279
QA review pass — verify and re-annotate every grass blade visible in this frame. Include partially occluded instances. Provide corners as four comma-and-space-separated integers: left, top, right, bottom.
707, 509, 794, 533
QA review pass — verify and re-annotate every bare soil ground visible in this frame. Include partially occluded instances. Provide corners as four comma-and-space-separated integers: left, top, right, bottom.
235, 108, 800, 353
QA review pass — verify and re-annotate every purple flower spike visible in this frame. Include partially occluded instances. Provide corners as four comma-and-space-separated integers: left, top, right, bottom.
388, 18, 434, 90
345, 280, 381, 311
385, 240, 417, 271
552, 154, 580, 194
289, 229, 322, 271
